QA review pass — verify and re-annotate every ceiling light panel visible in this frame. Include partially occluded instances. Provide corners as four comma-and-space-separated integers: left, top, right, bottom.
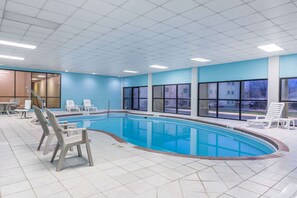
191, 58, 211, 62
123, 70, 139, 73
0, 40, 36, 49
257, 44, 284, 52
150, 65, 168, 69
0, 55, 24, 60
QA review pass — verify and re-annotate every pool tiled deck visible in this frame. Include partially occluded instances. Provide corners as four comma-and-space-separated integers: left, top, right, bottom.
0, 111, 297, 198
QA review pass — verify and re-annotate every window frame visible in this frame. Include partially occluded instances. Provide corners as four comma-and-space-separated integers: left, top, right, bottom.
152, 83, 191, 115
279, 77, 297, 121
0, 68, 61, 108
198, 79, 268, 120
122, 86, 148, 111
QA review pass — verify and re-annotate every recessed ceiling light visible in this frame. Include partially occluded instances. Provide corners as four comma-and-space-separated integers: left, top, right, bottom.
37, 75, 46, 78
191, 58, 211, 62
0, 55, 24, 60
0, 40, 36, 49
257, 44, 284, 52
65, 70, 69, 72
150, 65, 168, 69
123, 70, 139, 74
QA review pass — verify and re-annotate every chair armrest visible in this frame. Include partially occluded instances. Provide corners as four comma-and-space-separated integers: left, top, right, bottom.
63, 127, 86, 133
60, 122, 77, 128
256, 115, 265, 119
82, 129, 88, 142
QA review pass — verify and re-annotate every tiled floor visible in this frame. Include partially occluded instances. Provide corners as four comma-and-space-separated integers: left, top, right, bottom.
1, 111, 297, 198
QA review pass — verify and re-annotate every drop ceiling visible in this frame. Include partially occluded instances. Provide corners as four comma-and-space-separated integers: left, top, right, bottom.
0, 0, 297, 76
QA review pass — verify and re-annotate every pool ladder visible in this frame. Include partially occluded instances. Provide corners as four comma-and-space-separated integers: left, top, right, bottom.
107, 100, 110, 116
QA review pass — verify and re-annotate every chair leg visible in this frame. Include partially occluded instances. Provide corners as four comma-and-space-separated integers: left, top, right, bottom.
77, 145, 82, 157
56, 146, 69, 171
51, 144, 60, 163
37, 133, 46, 151
43, 134, 54, 155
85, 142, 94, 166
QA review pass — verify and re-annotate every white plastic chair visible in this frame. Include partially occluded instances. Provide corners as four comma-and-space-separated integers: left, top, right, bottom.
15, 100, 31, 118
46, 109, 93, 171
65, 100, 80, 112
83, 99, 97, 111
247, 102, 285, 128
33, 106, 77, 155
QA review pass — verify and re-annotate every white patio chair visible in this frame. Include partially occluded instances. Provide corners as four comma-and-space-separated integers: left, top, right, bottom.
14, 100, 31, 118
33, 106, 77, 155
65, 100, 80, 112
46, 109, 93, 171
83, 99, 97, 111
247, 102, 285, 128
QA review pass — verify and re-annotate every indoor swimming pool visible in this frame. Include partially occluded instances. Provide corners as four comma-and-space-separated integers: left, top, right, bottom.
59, 113, 276, 158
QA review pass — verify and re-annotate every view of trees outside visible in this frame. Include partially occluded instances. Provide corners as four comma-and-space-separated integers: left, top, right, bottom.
281, 78, 297, 118
199, 80, 268, 120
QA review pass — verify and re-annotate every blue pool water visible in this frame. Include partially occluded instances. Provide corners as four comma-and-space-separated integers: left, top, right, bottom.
59, 113, 276, 158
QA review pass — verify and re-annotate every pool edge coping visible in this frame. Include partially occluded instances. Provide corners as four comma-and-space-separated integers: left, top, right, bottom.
56, 110, 289, 160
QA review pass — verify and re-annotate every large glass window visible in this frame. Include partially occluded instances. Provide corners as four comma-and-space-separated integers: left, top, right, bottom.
0, 69, 61, 109
280, 78, 297, 119
123, 86, 147, 111
153, 84, 191, 115
198, 79, 268, 120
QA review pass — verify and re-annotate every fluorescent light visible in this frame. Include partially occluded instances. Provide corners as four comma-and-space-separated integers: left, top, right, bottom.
191, 57, 211, 62
92, 73, 96, 75
0, 55, 24, 60
257, 44, 284, 52
150, 65, 168, 69
0, 40, 36, 49
123, 70, 139, 74
65, 70, 69, 72
37, 75, 46, 78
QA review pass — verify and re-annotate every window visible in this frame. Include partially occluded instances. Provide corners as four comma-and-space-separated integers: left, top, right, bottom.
0, 69, 61, 108
280, 78, 297, 119
123, 86, 147, 111
198, 79, 267, 120
153, 84, 191, 115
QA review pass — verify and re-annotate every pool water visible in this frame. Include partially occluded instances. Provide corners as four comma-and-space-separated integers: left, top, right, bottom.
59, 113, 276, 158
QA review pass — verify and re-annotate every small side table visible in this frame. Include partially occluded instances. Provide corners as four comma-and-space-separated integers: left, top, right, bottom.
278, 118, 295, 130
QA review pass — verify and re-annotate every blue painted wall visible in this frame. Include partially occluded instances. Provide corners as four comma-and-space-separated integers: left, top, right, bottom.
152, 68, 192, 85
0, 65, 122, 110
123, 74, 148, 87
280, 54, 297, 78
198, 58, 268, 82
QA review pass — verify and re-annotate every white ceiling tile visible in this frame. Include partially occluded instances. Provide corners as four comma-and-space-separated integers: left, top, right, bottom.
82, 0, 116, 15
163, 15, 192, 28
64, 18, 92, 29
271, 12, 297, 25
1, 26, 27, 35
43, 1, 77, 16
179, 22, 207, 33
245, 20, 275, 31
149, 23, 174, 33
55, 0, 87, 7
162, 0, 199, 13
249, 0, 291, 11
121, 0, 157, 15
181, 6, 214, 20
57, 25, 84, 34
279, 21, 297, 30
220, 5, 256, 20
212, 21, 239, 32
96, 17, 124, 28
28, 25, 55, 34
71, 9, 103, 23
204, 0, 243, 12
147, 0, 170, 6
37, 10, 68, 23
224, 27, 250, 36
199, 14, 228, 27
108, 8, 139, 22
233, 13, 266, 26
261, 3, 297, 19
87, 23, 112, 34
145, 7, 176, 22
1, 19, 30, 30
6, 1, 40, 17
129, 16, 157, 28
10, 0, 46, 9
